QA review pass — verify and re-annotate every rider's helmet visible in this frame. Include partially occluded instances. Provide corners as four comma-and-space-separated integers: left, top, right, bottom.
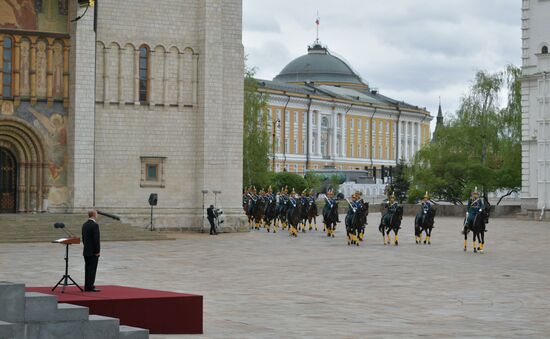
423, 191, 429, 201
471, 186, 479, 198
327, 189, 334, 198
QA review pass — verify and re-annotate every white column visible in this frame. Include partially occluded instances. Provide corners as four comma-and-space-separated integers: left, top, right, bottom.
404, 121, 409, 161
416, 122, 421, 153
308, 110, 313, 155
341, 114, 346, 157
332, 112, 338, 157
316, 111, 322, 156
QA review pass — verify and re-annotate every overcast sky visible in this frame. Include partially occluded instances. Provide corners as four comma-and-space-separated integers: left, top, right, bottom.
243, 0, 521, 128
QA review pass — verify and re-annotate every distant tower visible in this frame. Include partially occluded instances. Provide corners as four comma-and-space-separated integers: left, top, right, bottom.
432, 99, 444, 141
521, 0, 550, 217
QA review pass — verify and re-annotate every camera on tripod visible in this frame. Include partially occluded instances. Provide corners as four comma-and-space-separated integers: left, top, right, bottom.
214, 208, 224, 224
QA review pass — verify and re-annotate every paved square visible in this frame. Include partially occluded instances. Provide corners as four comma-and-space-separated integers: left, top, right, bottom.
1, 214, 549, 338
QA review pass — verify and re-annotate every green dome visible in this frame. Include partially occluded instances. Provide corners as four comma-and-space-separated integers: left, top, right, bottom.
273, 43, 365, 86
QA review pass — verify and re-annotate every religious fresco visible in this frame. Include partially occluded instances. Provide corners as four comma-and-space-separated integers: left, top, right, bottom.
0, 0, 68, 33
4, 102, 69, 208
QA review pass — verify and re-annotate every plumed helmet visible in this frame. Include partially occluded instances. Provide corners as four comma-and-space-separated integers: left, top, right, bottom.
423, 191, 429, 199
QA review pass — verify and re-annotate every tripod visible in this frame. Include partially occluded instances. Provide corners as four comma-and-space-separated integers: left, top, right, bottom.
52, 243, 83, 293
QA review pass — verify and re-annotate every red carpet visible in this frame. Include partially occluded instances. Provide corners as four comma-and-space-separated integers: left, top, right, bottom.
26, 285, 202, 334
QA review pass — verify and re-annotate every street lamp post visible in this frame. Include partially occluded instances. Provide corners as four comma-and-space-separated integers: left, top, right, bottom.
272, 118, 281, 172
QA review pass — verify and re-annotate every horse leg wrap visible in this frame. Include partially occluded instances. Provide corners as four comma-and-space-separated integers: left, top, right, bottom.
473, 241, 477, 252
464, 239, 467, 250
427, 236, 431, 244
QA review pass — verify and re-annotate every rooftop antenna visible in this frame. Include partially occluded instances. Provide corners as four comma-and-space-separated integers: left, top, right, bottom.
315, 11, 320, 44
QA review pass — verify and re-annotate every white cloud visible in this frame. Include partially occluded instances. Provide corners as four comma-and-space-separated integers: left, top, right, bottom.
243, 0, 521, 123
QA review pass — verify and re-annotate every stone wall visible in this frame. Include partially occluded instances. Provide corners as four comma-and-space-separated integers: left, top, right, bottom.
85, 0, 244, 228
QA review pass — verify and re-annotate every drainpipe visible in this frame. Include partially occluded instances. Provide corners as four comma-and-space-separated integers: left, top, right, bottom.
305, 96, 312, 171
281, 93, 291, 171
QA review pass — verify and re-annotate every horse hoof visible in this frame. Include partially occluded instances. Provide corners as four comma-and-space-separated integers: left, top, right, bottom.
332, 234, 335, 238
463, 248, 467, 252
423, 240, 426, 244
428, 241, 431, 245
395, 241, 398, 246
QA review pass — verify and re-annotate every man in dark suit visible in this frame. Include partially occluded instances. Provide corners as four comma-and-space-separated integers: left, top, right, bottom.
207, 205, 217, 235
82, 210, 101, 292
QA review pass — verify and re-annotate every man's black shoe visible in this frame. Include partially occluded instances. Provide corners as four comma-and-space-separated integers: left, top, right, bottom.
85, 288, 101, 292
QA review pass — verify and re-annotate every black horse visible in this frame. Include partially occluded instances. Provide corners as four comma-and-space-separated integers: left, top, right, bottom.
252, 198, 265, 230
305, 199, 318, 231
287, 198, 303, 237
323, 200, 339, 238
357, 201, 369, 241
277, 196, 289, 230
263, 197, 278, 233
463, 199, 490, 253
346, 206, 362, 246
415, 206, 436, 244
379, 205, 404, 245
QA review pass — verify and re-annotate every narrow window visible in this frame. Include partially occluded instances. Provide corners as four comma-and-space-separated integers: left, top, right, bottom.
543, 46, 549, 54
3, 37, 13, 98
139, 46, 149, 103
146, 164, 158, 181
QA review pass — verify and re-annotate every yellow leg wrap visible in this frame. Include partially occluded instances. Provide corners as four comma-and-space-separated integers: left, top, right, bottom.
395, 235, 399, 242
387, 235, 391, 243
419, 234, 422, 242
427, 236, 430, 243
480, 243, 484, 250
473, 241, 477, 249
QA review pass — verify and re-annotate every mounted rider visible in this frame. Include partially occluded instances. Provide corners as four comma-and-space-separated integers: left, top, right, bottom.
323, 189, 339, 223
382, 193, 399, 228
419, 191, 432, 225
246, 186, 258, 216
345, 191, 360, 227
465, 187, 484, 228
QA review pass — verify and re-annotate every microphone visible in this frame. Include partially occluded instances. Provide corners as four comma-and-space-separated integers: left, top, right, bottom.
54, 222, 74, 238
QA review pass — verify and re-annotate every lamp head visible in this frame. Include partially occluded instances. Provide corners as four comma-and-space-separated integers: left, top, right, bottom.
201, 190, 209, 194
54, 222, 66, 229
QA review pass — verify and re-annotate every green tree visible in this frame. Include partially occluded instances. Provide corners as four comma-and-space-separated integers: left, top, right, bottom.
243, 66, 270, 188
269, 172, 307, 193
410, 66, 522, 204
392, 159, 410, 203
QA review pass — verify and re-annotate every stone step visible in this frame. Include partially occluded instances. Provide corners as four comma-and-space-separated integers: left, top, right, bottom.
0, 282, 25, 323
0, 213, 171, 243
0, 320, 14, 339
55, 304, 89, 322
119, 325, 149, 339
24, 292, 57, 322
84, 315, 119, 339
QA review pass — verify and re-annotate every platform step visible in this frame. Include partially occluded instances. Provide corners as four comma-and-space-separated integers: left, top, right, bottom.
0, 282, 25, 323
0, 320, 14, 339
84, 315, 120, 339
24, 292, 57, 322
119, 325, 149, 339
55, 303, 89, 321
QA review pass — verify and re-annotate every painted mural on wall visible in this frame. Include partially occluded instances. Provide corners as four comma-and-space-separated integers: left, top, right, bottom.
0, 0, 68, 33
2, 101, 69, 208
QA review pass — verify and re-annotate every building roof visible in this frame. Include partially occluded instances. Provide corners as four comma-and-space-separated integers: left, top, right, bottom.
257, 79, 429, 114
273, 43, 366, 86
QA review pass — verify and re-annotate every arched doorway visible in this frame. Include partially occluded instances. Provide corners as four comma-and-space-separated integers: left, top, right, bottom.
0, 118, 48, 213
0, 148, 17, 213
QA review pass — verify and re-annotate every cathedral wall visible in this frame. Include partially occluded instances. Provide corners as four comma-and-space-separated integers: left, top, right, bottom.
89, 0, 245, 229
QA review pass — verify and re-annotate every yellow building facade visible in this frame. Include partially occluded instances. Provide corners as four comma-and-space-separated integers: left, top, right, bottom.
259, 42, 432, 178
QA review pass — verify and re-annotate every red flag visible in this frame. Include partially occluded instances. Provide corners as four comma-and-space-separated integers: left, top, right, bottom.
315, 18, 320, 26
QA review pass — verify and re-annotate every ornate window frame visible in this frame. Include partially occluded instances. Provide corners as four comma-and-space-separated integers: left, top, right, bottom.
140, 156, 166, 188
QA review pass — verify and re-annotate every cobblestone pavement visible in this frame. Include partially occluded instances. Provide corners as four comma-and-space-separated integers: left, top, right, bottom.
0, 214, 549, 338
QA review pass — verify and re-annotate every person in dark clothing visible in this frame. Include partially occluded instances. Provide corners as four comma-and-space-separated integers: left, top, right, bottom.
207, 205, 217, 235
82, 210, 101, 292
